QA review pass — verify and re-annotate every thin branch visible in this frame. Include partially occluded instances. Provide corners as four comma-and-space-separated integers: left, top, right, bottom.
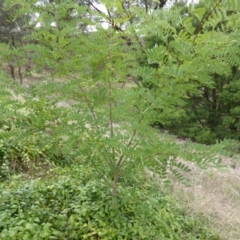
89, 156, 113, 188
109, 82, 114, 138
193, 0, 222, 43
66, 74, 98, 122
108, 70, 116, 162
116, 102, 154, 169
89, 1, 105, 15
144, 0, 148, 13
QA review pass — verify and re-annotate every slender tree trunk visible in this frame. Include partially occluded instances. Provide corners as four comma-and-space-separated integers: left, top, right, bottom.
112, 171, 119, 206
9, 64, 16, 80
25, 57, 32, 73
18, 66, 23, 84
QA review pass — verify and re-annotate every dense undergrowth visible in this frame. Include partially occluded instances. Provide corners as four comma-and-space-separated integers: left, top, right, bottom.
0, 75, 227, 239
0, 165, 221, 240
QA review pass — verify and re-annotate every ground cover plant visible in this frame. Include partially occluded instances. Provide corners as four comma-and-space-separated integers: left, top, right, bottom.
0, 165, 222, 240
0, 0, 240, 239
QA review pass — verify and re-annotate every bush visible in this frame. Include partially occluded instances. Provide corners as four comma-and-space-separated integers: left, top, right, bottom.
0, 79, 88, 180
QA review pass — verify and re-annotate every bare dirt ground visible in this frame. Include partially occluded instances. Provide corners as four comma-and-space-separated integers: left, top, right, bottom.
6, 71, 139, 89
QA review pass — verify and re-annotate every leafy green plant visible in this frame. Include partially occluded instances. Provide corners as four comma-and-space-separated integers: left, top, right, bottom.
210, 139, 240, 157
2, 0, 225, 207
0, 2, 234, 239
0, 77, 82, 180
137, 0, 240, 144
0, 165, 221, 240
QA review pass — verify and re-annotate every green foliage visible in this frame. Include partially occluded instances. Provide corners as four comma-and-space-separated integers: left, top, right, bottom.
0, 75, 223, 238
0, 74, 223, 184
0, 165, 220, 240
210, 139, 240, 157
0, 1, 235, 239
0, 0, 29, 44
137, 0, 240, 144
0, 77, 80, 180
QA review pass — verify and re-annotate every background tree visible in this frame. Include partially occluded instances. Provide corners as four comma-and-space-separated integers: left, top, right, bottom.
137, 0, 240, 144
0, 1, 32, 83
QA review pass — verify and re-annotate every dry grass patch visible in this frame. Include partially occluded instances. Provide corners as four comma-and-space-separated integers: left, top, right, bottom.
172, 157, 240, 240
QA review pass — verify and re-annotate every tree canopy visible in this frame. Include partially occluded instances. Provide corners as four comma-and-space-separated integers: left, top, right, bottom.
2, 0, 240, 144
